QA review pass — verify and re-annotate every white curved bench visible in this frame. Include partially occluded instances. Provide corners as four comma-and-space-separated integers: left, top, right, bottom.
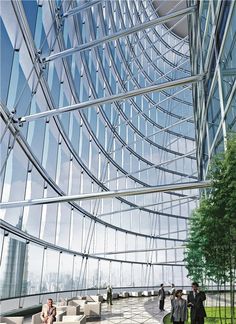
0, 317, 24, 324
84, 302, 101, 318
67, 300, 87, 312
130, 291, 142, 297
61, 315, 86, 324
56, 306, 80, 316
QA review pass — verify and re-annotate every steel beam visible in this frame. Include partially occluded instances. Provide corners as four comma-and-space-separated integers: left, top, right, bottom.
91, 245, 185, 256
97, 194, 199, 218
0, 180, 211, 209
44, 6, 196, 62
19, 74, 204, 123
62, 1, 100, 18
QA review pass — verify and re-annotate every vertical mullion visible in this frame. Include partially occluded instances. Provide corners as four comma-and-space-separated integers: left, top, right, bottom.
39, 247, 46, 304
71, 254, 76, 298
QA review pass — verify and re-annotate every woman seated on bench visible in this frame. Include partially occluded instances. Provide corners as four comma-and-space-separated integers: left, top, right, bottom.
40, 299, 56, 324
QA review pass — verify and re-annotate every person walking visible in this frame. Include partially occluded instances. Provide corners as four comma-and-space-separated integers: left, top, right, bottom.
187, 282, 206, 324
171, 290, 188, 324
106, 285, 113, 305
158, 283, 166, 311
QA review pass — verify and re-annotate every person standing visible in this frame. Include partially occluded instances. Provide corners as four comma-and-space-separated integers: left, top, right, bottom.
170, 283, 176, 305
106, 285, 113, 305
187, 282, 206, 324
40, 298, 56, 324
158, 283, 166, 311
171, 290, 188, 324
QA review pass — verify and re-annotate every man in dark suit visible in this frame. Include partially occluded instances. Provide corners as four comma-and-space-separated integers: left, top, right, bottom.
158, 283, 166, 311
187, 282, 206, 324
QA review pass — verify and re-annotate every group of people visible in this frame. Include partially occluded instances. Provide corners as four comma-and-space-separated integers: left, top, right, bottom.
40, 282, 206, 324
159, 282, 206, 324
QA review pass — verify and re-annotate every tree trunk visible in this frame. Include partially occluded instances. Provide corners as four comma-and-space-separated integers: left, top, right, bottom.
224, 281, 226, 324
218, 282, 223, 324
230, 270, 234, 324
228, 241, 235, 324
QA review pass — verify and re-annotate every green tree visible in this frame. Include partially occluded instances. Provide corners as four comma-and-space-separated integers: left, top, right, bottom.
185, 135, 236, 324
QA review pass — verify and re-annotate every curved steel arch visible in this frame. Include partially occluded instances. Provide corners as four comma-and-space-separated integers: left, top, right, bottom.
145, 0, 189, 43
78, 52, 198, 173
88, 16, 195, 151
43, 5, 196, 62
115, 0, 191, 75
58, 12, 199, 193
1, 105, 192, 239
86, 2, 193, 146
16, 16, 199, 189
97, 1, 194, 112
0, 219, 187, 261
134, 0, 190, 59
13, 0, 196, 208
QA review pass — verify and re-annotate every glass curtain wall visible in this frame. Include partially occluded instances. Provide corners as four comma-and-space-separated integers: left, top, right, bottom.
188, 0, 236, 179
1, 0, 199, 311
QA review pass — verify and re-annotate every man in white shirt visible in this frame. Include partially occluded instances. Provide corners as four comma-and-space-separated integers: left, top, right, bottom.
40, 298, 56, 324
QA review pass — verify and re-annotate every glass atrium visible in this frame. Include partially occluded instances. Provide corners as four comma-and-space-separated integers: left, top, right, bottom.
0, 0, 235, 319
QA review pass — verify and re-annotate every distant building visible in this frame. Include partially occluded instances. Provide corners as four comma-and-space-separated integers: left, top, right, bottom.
0, 234, 28, 298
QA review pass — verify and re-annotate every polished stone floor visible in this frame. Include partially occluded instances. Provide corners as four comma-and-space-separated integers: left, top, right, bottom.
88, 296, 171, 324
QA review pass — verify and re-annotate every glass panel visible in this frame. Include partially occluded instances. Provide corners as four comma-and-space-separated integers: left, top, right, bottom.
41, 249, 59, 293
40, 188, 58, 244
22, 167, 44, 237
226, 96, 236, 132
0, 18, 14, 104
58, 253, 73, 291
1, 142, 28, 227
42, 119, 59, 180
56, 204, 71, 249
70, 209, 83, 252
56, 141, 70, 193
73, 256, 83, 291
99, 260, 110, 288
207, 83, 221, 149
25, 243, 44, 295
22, 0, 38, 36
86, 258, 98, 289
220, 5, 236, 101
120, 263, 131, 287
26, 91, 46, 162
0, 234, 27, 298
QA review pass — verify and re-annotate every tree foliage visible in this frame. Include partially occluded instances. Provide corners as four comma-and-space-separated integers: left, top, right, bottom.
185, 135, 236, 316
